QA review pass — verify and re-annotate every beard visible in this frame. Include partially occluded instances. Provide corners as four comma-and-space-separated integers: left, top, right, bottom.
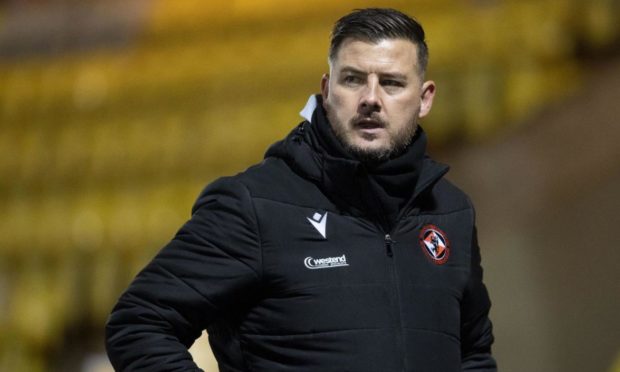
327, 111, 419, 163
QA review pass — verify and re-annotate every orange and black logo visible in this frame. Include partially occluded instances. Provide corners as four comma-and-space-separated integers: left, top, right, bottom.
419, 225, 450, 265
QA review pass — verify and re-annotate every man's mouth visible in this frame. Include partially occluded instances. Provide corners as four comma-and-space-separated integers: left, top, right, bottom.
353, 118, 387, 133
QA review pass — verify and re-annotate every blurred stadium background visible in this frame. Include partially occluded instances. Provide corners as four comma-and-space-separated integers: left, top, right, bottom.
1, 0, 619, 371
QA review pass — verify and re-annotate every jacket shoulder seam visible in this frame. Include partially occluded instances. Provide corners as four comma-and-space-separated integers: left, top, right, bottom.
414, 206, 472, 218
251, 195, 332, 211
235, 178, 265, 282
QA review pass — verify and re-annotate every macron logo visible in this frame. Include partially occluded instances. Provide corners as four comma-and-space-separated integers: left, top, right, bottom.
307, 212, 327, 239
304, 254, 348, 270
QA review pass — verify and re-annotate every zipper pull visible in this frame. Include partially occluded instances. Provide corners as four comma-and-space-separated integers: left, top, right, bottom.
385, 234, 394, 257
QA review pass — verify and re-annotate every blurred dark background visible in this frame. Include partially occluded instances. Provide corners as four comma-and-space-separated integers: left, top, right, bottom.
0, 0, 619, 371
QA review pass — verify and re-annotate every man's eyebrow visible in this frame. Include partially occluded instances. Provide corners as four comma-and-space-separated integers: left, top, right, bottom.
339, 67, 408, 81
380, 72, 408, 81
339, 66, 366, 75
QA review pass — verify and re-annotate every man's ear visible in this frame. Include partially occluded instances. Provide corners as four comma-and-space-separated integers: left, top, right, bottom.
418, 80, 436, 118
321, 74, 330, 99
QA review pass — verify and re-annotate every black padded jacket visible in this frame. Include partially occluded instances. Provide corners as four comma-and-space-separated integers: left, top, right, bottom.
105, 97, 497, 371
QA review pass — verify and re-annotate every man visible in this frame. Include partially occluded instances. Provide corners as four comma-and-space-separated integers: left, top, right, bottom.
106, 8, 497, 371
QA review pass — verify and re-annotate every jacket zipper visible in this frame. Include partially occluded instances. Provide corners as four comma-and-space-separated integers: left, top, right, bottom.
384, 233, 407, 371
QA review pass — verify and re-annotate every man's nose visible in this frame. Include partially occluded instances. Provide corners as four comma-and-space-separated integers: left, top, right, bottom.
359, 80, 381, 115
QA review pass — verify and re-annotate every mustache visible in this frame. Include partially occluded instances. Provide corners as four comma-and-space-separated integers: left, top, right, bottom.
351, 114, 388, 128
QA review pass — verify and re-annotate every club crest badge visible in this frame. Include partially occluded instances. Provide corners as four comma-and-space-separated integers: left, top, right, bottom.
419, 225, 450, 265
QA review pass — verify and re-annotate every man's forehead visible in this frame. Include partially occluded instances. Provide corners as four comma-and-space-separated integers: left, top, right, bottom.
331, 38, 420, 73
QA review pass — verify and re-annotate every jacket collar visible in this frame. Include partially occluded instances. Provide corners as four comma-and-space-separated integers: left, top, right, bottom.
266, 95, 449, 221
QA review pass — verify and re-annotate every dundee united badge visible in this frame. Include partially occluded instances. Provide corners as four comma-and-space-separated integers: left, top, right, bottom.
419, 225, 450, 265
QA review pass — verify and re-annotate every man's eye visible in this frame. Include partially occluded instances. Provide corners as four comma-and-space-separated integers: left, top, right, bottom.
343, 75, 362, 84
382, 80, 404, 87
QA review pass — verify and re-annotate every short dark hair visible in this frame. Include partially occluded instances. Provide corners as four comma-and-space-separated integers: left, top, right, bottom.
329, 8, 429, 75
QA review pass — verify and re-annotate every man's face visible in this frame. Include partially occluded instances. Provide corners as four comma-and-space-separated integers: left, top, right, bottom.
321, 38, 435, 161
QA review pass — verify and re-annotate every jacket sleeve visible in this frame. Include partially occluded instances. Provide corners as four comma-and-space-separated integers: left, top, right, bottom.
460, 226, 497, 371
105, 177, 262, 371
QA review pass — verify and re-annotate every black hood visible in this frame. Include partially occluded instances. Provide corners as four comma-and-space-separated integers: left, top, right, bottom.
265, 95, 449, 229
